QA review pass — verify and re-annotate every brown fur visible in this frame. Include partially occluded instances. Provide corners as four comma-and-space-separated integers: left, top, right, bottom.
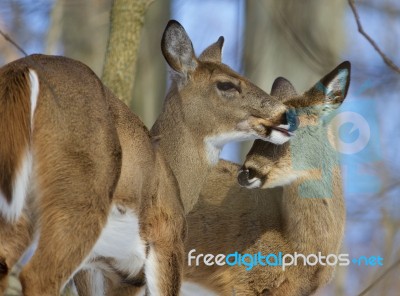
151, 21, 289, 215
0, 54, 185, 296
0, 211, 34, 292
184, 63, 350, 295
0, 66, 31, 203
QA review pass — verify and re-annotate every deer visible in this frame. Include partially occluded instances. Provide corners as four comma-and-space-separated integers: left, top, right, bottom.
183, 61, 350, 296
0, 20, 293, 295
0, 52, 187, 296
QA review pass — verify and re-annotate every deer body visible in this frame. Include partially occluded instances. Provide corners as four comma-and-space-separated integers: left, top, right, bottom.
0, 54, 185, 296
184, 62, 350, 296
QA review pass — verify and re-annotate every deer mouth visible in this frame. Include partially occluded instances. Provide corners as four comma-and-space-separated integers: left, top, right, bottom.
259, 123, 294, 145
264, 108, 298, 142
270, 125, 295, 137
236, 109, 298, 145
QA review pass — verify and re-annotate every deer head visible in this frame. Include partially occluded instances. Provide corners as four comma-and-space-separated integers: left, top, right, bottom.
154, 20, 295, 165
238, 61, 351, 189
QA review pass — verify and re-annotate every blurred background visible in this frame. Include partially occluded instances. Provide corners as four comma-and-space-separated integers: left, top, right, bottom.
0, 0, 399, 295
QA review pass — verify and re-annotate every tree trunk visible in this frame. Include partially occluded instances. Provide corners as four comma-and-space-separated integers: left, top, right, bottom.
102, 0, 153, 106
61, 0, 111, 76
131, 0, 170, 127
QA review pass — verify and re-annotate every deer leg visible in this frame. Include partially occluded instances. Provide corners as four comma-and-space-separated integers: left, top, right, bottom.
74, 269, 119, 296
110, 284, 144, 296
74, 268, 145, 296
145, 244, 183, 296
19, 207, 109, 296
19, 191, 111, 296
143, 206, 186, 296
0, 213, 33, 295
19, 150, 119, 296
74, 270, 94, 296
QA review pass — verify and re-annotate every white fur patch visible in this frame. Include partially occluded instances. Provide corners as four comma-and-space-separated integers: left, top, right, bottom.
29, 69, 39, 129
204, 131, 259, 165
145, 247, 161, 296
264, 125, 293, 145
241, 174, 301, 190
326, 68, 348, 97
0, 70, 38, 222
0, 150, 32, 222
88, 269, 105, 296
266, 174, 300, 189
245, 178, 263, 189
62, 205, 146, 292
90, 205, 146, 278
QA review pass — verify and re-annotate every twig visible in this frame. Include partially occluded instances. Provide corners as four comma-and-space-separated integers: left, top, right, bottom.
357, 257, 400, 296
0, 29, 28, 56
348, 0, 400, 74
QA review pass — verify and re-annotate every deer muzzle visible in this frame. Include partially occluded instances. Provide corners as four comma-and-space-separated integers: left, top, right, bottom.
237, 168, 262, 189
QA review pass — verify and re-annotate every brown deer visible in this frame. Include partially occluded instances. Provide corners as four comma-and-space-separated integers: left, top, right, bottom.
0, 53, 185, 296
0, 20, 292, 295
184, 62, 350, 295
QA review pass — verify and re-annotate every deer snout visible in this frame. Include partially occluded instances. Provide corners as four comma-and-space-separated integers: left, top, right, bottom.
237, 167, 262, 189
239, 108, 298, 145
267, 108, 299, 144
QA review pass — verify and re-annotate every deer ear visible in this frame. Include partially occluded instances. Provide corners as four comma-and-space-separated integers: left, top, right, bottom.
270, 77, 297, 101
307, 61, 351, 113
161, 20, 197, 74
199, 36, 224, 63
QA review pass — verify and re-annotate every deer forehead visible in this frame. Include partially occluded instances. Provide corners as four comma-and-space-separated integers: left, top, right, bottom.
194, 62, 246, 82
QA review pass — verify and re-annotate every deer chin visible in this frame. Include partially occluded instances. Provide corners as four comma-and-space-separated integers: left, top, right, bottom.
244, 178, 263, 189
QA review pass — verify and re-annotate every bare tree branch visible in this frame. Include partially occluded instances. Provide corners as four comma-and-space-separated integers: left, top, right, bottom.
0, 29, 28, 56
348, 0, 400, 74
357, 257, 400, 296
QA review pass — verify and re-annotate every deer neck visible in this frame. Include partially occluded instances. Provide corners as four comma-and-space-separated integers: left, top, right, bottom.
151, 98, 214, 214
281, 154, 345, 255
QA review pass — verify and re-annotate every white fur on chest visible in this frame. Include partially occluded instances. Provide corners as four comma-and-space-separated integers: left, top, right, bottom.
204, 131, 256, 165
89, 205, 146, 278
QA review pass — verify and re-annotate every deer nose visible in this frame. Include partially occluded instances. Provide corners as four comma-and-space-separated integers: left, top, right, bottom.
278, 108, 298, 131
286, 108, 299, 132
237, 169, 250, 187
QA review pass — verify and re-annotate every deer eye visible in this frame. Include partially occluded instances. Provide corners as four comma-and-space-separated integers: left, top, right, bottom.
217, 81, 240, 92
